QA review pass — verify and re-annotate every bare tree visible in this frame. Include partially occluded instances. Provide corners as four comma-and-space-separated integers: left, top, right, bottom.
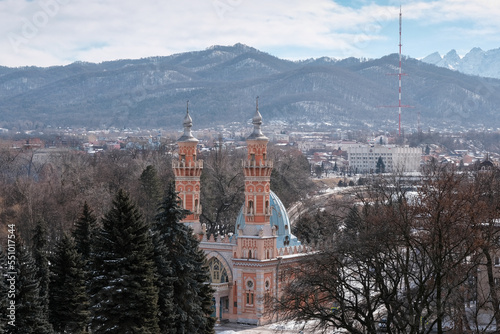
269, 167, 486, 334
199, 145, 245, 237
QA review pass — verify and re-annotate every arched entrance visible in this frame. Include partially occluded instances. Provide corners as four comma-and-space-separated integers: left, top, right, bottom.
206, 254, 233, 322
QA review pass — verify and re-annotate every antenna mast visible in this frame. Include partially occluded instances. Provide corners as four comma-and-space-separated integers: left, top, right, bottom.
379, 6, 413, 138
398, 6, 402, 136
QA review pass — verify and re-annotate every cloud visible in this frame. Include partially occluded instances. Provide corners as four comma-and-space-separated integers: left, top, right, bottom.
0, 0, 498, 67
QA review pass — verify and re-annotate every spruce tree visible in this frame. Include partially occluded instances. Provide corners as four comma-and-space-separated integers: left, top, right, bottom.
49, 234, 89, 334
72, 202, 97, 262
140, 165, 162, 203
139, 165, 163, 223
375, 156, 385, 174
6, 237, 53, 334
90, 189, 159, 334
151, 230, 176, 333
31, 221, 53, 333
154, 183, 215, 334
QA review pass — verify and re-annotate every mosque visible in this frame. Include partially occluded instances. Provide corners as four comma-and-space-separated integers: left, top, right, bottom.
172, 102, 309, 324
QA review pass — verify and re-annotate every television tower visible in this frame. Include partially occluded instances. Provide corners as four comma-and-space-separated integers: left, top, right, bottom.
382, 6, 413, 137
398, 6, 403, 135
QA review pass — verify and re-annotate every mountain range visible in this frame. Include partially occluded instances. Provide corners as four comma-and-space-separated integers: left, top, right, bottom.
1, 43, 500, 132
422, 47, 500, 80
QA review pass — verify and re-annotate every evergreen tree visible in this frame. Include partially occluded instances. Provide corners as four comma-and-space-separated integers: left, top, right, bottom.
72, 202, 97, 262
90, 189, 159, 334
49, 234, 89, 334
151, 230, 176, 334
140, 165, 162, 202
154, 183, 215, 334
31, 221, 53, 333
139, 165, 163, 224
6, 237, 53, 334
375, 156, 385, 174
343, 205, 362, 243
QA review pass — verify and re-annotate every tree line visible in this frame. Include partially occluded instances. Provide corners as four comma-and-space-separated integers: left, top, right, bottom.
0, 141, 313, 242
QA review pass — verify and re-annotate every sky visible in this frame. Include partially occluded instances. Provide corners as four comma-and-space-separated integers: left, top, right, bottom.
1, 0, 500, 67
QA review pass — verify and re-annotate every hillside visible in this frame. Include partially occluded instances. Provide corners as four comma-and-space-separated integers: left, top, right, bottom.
1, 43, 500, 131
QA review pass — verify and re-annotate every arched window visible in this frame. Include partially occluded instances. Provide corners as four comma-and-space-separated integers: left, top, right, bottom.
248, 250, 252, 259
208, 258, 229, 284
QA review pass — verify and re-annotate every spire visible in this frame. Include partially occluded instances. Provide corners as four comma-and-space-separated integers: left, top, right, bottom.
178, 100, 198, 142
247, 96, 267, 140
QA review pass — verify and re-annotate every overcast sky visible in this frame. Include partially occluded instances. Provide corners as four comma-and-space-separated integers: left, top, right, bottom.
2, 0, 500, 67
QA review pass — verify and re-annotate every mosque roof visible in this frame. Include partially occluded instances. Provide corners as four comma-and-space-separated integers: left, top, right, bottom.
234, 191, 300, 248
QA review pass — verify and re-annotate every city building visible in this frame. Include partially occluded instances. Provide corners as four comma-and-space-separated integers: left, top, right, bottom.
347, 145, 422, 173
173, 104, 308, 325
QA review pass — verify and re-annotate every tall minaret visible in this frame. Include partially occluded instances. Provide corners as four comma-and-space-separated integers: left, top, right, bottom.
243, 97, 273, 225
173, 102, 203, 230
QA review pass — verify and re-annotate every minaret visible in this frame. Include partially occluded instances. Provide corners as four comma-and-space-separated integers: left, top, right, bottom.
243, 97, 273, 225
173, 102, 203, 230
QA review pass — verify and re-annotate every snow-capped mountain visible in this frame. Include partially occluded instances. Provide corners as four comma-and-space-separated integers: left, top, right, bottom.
422, 47, 500, 79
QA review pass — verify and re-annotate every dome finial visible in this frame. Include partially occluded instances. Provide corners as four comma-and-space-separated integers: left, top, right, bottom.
247, 96, 267, 140
183, 100, 193, 131
178, 100, 197, 142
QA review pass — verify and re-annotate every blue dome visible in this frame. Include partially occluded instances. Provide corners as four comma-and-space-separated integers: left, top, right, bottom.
235, 191, 300, 248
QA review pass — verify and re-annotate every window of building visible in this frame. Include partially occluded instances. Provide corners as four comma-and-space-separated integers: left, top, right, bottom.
208, 258, 228, 283
246, 280, 255, 305
246, 292, 254, 305
247, 200, 254, 214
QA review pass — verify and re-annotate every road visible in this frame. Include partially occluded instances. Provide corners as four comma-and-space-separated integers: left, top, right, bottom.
215, 322, 308, 334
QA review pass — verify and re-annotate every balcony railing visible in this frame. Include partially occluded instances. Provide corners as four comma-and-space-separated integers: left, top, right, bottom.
172, 160, 204, 169
242, 160, 273, 168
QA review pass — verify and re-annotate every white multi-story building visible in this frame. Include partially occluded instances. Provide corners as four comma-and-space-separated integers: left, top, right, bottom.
347, 145, 422, 173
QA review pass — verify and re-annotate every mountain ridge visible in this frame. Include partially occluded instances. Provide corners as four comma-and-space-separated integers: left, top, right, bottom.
1, 44, 500, 131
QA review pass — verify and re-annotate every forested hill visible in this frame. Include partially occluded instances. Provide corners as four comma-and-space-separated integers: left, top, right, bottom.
1, 43, 500, 131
